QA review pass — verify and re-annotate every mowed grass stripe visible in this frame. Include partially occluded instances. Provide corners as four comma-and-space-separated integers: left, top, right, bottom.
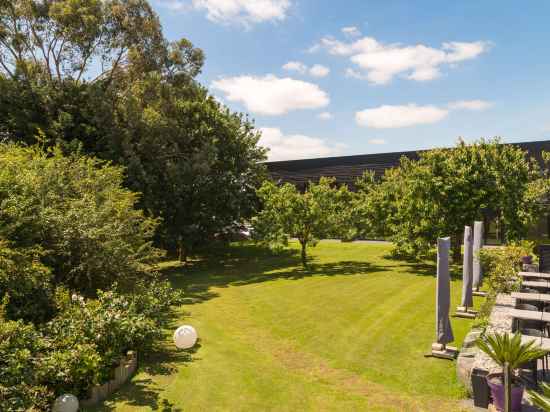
92, 241, 473, 412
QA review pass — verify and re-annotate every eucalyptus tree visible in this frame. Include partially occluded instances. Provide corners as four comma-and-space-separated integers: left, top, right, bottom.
0, 0, 203, 83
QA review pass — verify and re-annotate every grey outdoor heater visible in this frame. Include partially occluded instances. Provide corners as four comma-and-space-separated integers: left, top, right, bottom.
455, 226, 477, 319
428, 237, 458, 359
472, 221, 487, 297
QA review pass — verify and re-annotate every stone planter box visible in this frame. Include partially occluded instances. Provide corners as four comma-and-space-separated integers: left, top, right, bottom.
80, 351, 137, 407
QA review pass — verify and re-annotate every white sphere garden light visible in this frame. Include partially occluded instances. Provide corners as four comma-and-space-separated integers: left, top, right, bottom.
52, 394, 79, 412
174, 325, 198, 349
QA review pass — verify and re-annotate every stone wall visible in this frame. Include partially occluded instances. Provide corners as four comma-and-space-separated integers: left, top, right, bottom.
80, 351, 138, 407
456, 294, 516, 391
457, 263, 541, 390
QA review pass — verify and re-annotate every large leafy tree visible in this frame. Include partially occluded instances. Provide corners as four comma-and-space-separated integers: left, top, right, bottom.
0, 0, 266, 257
362, 138, 550, 260
253, 177, 351, 267
110, 74, 266, 258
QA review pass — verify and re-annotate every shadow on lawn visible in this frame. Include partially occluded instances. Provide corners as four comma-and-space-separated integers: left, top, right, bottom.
161, 244, 398, 305
381, 251, 463, 281
89, 344, 201, 412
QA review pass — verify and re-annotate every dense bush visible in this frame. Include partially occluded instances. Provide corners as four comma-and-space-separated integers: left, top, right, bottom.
0, 241, 54, 323
0, 280, 182, 411
0, 143, 185, 410
475, 242, 533, 326
0, 143, 162, 295
0, 316, 53, 411
479, 242, 531, 296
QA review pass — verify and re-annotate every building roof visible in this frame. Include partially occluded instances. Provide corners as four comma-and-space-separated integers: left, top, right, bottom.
266, 140, 550, 188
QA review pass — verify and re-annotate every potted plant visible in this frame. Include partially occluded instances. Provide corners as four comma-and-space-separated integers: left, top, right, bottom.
518, 240, 535, 265
476, 332, 548, 412
521, 255, 533, 265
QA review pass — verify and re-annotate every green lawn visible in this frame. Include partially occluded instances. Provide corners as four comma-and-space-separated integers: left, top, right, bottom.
90, 241, 481, 412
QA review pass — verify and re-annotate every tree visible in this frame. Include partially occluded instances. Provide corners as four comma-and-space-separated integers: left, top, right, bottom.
0, 0, 266, 258
0, 0, 204, 84
253, 177, 351, 267
103, 75, 266, 258
362, 138, 550, 260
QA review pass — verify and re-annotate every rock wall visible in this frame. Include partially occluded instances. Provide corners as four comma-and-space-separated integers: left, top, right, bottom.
80, 351, 138, 407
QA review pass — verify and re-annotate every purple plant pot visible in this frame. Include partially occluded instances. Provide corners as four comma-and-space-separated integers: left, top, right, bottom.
522, 255, 533, 265
486, 373, 524, 412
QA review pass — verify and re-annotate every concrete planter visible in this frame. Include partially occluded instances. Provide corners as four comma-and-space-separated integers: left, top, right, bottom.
80, 351, 137, 407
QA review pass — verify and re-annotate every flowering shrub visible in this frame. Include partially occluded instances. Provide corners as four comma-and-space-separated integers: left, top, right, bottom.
1, 280, 182, 411
45, 288, 160, 381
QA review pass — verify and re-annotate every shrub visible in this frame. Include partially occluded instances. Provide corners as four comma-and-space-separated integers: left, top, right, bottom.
0, 317, 54, 411
1, 280, 181, 411
475, 243, 531, 327
0, 241, 54, 323
528, 382, 550, 411
0, 143, 163, 295
0, 144, 184, 410
479, 243, 528, 296
45, 288, 161, 383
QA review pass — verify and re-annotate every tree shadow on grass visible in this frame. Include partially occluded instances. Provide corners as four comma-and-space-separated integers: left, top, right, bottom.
88, 344, 201, 412
380, 251, 463, 281
162, 244, 387, 305
388, 261, 463, 281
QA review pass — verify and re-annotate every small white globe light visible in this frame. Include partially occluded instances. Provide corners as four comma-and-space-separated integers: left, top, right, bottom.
174, 325, 198, 349
52, 394, 79, 412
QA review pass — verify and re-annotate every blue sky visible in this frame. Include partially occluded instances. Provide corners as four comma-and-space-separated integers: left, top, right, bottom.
152, 0, 550, 161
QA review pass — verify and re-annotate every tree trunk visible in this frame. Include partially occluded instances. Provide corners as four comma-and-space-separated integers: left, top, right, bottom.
504, 362, 512, 412
177, 240, 188, 264
300, 241, 307, 267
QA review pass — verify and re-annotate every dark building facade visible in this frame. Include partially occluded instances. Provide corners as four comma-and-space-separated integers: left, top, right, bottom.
265, 140, 550, 244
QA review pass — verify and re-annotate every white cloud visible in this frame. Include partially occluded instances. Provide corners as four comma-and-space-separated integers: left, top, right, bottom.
356, 104, 449, 128
356, 100, 492, 128
283, 61, 307, 73
154, 0, 191, 11
283, 62, 329, 78
443, 41, 491, 63
306, 43, 321, 54
368, 139, 386, 145
342, 26, 361, 38
316, 34, 491, 85
309, 64, 330, 78
448, 99, 493, 111
345, 67, 368, 80
188, 0, 291, 25
211, 75, 329, 116
317, 111, 333, 120
259, 127, 345, 161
